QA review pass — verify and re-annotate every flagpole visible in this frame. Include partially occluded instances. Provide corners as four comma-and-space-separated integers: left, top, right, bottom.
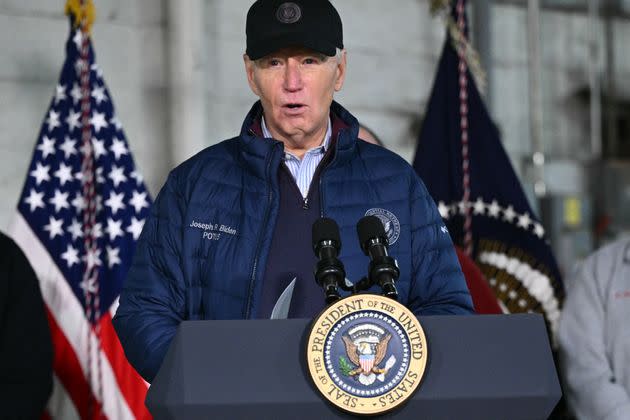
75, 0, 105, 417
455, 0, 473, 256
526, 0, 546, 198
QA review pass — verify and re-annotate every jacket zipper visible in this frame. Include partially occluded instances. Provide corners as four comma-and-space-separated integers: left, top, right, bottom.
319, 176, 325, 217
280, 163, 309, 210
245, 140, 278, 319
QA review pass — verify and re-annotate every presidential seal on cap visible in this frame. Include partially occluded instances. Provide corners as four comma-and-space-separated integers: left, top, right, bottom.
306, 295, 428, 415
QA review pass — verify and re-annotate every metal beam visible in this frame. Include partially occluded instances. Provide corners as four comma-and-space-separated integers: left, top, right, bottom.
472, 0, 493, 110
527, 0, 546, 196
167, 0, 208, 167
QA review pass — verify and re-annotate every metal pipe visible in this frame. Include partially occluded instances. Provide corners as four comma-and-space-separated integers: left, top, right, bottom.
167, 0, 207, 167
587, 0, 602, 159
527, 0, 546, 196
472, 0, 492, 111
604, 2, 617, 158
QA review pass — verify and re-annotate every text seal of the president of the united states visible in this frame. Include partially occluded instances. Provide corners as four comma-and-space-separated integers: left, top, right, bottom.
306, 295, 428, 415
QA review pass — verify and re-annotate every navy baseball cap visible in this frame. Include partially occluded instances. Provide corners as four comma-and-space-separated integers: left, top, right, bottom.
246, 0, 344, 60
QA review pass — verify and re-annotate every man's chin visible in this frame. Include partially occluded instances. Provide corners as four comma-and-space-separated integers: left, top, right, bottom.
275, 119, 309, 136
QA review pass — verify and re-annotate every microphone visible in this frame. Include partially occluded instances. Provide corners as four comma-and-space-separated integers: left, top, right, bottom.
356, 216, 400, 300
312, 218, 346, 304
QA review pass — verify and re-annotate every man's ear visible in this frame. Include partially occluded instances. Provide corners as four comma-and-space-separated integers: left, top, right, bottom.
334, 50, 347, 92
243, 54, 260, 97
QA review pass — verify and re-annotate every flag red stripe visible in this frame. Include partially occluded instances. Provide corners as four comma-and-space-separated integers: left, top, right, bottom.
99, 313, 152, 420
46, 307, 104, 419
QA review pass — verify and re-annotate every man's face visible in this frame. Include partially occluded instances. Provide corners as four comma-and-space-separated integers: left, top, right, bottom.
244, 47, 346, 144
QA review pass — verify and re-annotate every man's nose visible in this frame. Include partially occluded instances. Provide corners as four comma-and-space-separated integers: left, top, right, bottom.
283, 60, 303, 92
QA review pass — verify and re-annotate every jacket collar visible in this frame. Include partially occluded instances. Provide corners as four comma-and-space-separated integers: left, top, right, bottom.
238, 101, 360, 179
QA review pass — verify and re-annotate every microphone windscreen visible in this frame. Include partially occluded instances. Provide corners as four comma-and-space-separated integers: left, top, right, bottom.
357, 215, 386, 246
312, 217, 341, 250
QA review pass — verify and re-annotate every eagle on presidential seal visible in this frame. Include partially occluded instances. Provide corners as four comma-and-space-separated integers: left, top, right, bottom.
340, 324, 397, 386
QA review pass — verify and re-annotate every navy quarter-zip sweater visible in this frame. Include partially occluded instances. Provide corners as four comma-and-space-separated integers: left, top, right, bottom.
256, 112, 344, 319
114, 101, 474, 382
256, 162, 324, 318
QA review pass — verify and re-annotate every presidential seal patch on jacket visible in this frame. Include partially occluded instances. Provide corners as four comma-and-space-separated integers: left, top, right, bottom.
365, 208, 401, 245
306, 295, 427, 415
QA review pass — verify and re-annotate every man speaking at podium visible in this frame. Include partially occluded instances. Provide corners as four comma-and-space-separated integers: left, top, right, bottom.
114, 0, 473, 383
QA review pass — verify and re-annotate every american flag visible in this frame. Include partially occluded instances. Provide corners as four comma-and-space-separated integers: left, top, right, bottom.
8, 16, 152, 420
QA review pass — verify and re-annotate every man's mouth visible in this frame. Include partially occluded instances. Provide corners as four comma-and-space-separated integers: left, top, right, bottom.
282, 103, 307, 115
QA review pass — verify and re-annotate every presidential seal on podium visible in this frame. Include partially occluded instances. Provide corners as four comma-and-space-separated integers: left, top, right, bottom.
306, 295, 428, 415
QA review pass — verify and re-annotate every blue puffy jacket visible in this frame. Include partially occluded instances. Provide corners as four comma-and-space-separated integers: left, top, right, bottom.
113, 101, 473, 382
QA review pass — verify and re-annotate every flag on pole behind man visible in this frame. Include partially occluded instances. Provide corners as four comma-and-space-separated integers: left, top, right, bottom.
413, 0, 563, 335
9, 1, 152, 418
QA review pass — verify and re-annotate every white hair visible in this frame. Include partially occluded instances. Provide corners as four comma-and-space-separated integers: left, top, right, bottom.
333, 47, 344, 63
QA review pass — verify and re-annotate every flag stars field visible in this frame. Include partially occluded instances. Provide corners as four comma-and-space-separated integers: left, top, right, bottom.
71, 193, 86, 213
109, 165, 127, 187
105, 218, 124, 241
106, 245, 121, 268
92, 86, 108, 105
38, 136, 56, 159
92, 222, 103, 239
90, 111, 108, 133
43, 216, 64, 239
91, 137, 107, 158
110, 115, 122, 130
60, 136, 77, 158
54, 163, 74, 186
110, 138, 128, 160
79, 276, 98, 294
67, 218, 83, 240
129, 191, 149, 213
24, 189, 45, 212
46, 110, 61, 132
30, 162, 51, 185
105, 191, 126, 215
91, 63, 104, 78
61, 244, 80, 268
11, 21, 153, 418
49, 189, 70, 213
127, 217, 145, 240
70, 83, 82, 104
65, 110, 82, 131
96, 167, 106, 184
55, 84, 67, 104
130, 170, 143, 185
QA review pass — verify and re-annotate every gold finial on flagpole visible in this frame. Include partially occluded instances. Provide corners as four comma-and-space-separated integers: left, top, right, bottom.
65, 0, 96, 34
